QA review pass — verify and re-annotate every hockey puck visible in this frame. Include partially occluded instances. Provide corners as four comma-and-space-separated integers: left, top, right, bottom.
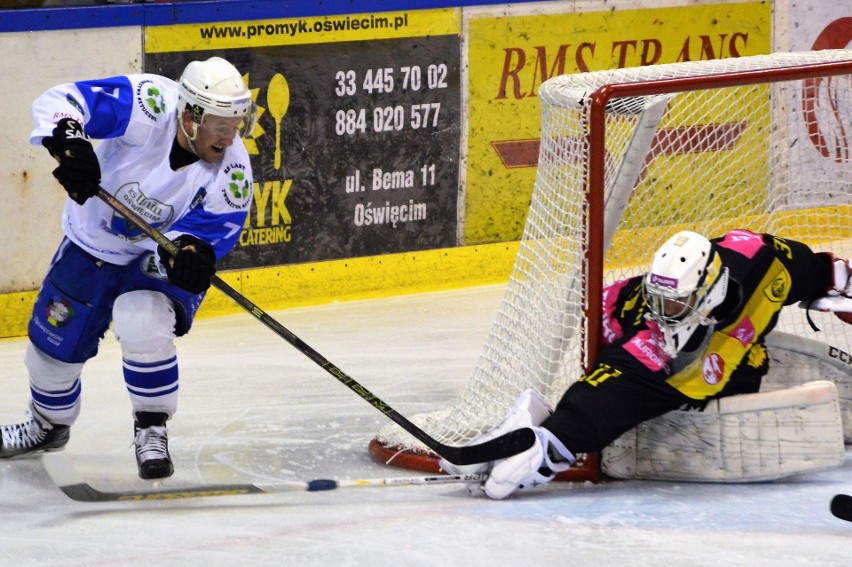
830, 494, 852, 522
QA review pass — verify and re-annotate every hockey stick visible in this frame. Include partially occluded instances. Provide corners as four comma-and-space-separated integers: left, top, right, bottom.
831, 494, 852, 522
42, 453, 485, 503
96, 188, 534, 465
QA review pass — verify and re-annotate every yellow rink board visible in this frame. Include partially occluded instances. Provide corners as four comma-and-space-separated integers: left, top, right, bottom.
4, 204, 845, 340
0, 242, 518, 340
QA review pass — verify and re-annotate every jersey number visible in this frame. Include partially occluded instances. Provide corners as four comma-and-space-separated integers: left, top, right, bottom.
580, 363, 622, 386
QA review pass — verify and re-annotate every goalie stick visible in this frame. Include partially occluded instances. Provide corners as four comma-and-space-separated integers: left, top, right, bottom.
96, 188, 535, 465
42, 453, 486, 503
831, 494, 852, 522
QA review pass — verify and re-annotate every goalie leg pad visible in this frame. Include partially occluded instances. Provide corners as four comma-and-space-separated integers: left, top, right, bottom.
439, 388, 552, 479
484, 426, 574, 500
761, 332, 852, 442
601, 380, 844, 482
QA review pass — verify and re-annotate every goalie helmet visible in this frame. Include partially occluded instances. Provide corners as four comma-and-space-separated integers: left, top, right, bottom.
177, 57, 256, 137
642, 231, 729, 357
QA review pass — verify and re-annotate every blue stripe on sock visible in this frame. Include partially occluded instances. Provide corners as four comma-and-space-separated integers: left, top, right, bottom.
123, 356, 179, 398
30, 378, 81, 411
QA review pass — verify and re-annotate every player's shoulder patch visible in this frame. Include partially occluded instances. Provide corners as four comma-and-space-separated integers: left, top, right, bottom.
764, 265, 791, 303
716, 229, 765, 259
134, 76, 170, 123
220, 162, 253, 210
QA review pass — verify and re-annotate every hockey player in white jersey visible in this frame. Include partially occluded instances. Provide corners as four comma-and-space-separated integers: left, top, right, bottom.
0, 57, 256, 480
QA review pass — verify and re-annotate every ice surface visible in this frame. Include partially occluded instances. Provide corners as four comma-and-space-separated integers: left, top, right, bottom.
1, 285, 850, 566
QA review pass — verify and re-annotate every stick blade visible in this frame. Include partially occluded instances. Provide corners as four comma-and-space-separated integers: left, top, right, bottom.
831, 494, 852, 522
441, 427, 536, 465
42, 453, 112, 502
43, 453, 271, 502
42, 452, 83, 488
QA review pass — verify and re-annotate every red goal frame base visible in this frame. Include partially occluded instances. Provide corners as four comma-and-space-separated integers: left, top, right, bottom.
368, 438, 602, 483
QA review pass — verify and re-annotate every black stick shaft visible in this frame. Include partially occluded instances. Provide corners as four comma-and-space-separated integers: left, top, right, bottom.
96, 189, 533, 465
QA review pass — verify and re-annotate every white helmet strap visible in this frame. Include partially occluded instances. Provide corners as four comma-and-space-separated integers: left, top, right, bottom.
177, 110, 201, 156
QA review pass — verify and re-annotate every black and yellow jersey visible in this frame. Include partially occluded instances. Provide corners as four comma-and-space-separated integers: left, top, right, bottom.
596, 230, 832, 401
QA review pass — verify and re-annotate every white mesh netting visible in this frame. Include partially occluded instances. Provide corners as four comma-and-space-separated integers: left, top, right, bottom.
374, 50, 852, 459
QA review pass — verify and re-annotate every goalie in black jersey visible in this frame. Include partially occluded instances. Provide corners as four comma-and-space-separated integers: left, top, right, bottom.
442, 229, 852, 499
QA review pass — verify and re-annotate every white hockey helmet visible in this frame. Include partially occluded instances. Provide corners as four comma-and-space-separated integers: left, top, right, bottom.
177, 57, 255, 136
642, 231, 729, 357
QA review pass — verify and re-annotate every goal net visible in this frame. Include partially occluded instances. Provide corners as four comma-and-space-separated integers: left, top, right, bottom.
370, 50, 852, 479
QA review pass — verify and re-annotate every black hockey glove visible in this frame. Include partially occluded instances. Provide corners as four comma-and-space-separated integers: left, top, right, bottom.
158, 235, 217, 294
42, 118, 101, 205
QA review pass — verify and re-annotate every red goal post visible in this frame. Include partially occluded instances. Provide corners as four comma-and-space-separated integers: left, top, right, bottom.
369, 50, 852, 481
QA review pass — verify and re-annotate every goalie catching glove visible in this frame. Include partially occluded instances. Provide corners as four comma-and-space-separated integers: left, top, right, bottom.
801, 254, 852, 326
815, 256, 852, 325
828, 255, 852, 299
157, 235, 216, 294
439, 389, 575, 500
42, 118, 101, 205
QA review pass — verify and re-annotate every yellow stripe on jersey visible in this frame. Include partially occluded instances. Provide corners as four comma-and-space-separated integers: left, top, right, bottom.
666, 258, 791, 399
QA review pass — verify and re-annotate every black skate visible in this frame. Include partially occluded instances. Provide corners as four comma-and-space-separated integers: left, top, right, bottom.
134, 412, 173, 480
0, 409, 70, 458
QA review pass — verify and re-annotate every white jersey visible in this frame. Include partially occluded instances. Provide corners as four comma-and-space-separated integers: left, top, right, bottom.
30, 73, 253, 266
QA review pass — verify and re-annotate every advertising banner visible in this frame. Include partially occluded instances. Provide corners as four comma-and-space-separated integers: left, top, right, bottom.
786, 3, 852, 205
145, 9, 461, 270
464, 2, 771, 244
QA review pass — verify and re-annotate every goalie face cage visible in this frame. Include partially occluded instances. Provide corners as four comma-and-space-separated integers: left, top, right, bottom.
369, 50, 852, 481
